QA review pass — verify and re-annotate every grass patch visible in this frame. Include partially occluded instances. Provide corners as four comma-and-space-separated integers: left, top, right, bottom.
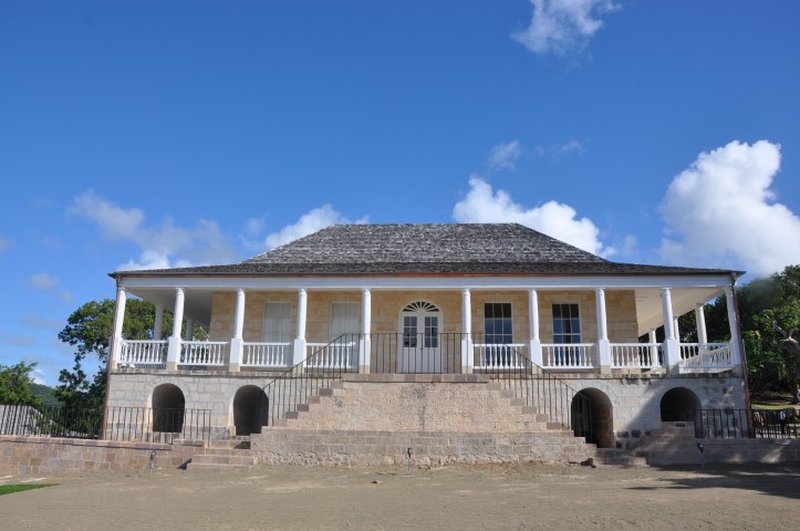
0, 483, 56, 496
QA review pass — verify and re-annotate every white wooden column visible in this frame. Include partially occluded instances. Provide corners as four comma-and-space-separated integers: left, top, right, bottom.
293, 288, 308, 366
229, 288, 246, 372
153, 304, 164, 341
108, 286, 127, 370
359, 288, 372, 374
595, 288, 612, 373
528, 289, 543, 371
695, 305, 708, 344
661, 287, 680, 373
461, 288, 473, 374
166, 287, 185, 371
725, 285, 743, 367
648, 330, 659, 367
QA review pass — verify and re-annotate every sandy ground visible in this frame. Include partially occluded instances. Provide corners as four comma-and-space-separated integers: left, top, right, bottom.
1, 463, 799, 530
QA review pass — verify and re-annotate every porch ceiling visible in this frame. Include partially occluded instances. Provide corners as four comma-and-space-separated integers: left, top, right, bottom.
634, 286, 724, 336
127, 287, 215, 328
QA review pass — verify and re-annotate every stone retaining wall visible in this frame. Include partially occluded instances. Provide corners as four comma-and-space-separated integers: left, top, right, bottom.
252, 428, 592, 467
0, 436, 195, 476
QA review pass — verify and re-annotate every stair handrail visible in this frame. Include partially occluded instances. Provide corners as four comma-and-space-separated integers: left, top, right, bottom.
481, 345, 592, 437
261, 333, 357, 427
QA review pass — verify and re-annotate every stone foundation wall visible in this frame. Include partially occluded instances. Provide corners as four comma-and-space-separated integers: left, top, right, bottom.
0, 436, 195, 476
252, 429, 592, 467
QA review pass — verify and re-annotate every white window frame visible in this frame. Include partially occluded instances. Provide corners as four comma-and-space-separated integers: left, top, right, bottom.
551, 301, 582, 344
329, 301, 360, 340
262, 301, 293, 343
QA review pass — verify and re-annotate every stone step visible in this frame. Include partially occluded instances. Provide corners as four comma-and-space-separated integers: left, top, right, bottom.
189, 453, 257, 469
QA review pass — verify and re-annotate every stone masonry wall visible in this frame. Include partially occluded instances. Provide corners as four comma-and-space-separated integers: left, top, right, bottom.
0, 436, 194, 476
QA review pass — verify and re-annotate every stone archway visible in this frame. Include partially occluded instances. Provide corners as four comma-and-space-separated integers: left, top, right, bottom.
660, 387, 701, 422
233, 385, 269, 435
571, 388, 614, 448
151, 383, 185, 433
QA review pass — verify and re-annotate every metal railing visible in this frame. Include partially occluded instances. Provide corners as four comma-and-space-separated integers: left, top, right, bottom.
262, 334, 355, 426
370, 332, 463, 374
691, 408, 799, 440
0, 404, 211, 444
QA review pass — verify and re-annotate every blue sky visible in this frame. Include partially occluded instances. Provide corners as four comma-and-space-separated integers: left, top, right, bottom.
2, 1, 799, 385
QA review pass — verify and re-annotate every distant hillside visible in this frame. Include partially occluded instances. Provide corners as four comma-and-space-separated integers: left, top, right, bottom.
31, 383, 61, 408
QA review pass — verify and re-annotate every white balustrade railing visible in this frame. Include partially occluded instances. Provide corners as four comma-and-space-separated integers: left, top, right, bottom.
119, 340, 167, 366
242, 342, 291, 368
611, 343, 661, 369
305, 342, 356, 370
680, 342, 734, 371
541, 343, 595, 369
179, 341, 228, 367
473, 343, 528, 369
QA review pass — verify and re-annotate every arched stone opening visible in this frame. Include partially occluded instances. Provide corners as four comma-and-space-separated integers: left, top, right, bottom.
660, 387, 701, 422
152, 383, 185, 433
233, 385, 269, 435
571, 388, 614, 448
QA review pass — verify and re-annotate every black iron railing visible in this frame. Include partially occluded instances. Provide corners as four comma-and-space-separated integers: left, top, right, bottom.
260, 333, 591, 440
0, 404, 211, 444
691, 408, 799, 440
262, 334, 356, 427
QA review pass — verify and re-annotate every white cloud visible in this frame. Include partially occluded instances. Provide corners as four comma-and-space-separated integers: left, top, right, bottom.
487, 141, 522, 171
512, 0, 619, 56
557, 139, 584, 156
265, 205, 368, 250
453, 176, 610, 256
30, 367, 47, 385
660, 140, 800, 276
70, 189, 237, 271
29, 273, 58, 290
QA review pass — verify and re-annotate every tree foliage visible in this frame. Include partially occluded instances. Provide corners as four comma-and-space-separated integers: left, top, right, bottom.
56, 298, 175, 409
0, 362, 42, 406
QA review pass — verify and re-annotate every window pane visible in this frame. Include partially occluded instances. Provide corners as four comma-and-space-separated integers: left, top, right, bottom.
484, 303, 512, 344
263, 302, 292, 342
552, 304, 580, 344
331, 302, 359, 339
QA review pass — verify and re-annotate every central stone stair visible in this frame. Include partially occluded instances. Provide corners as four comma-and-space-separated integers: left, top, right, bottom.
188, 436, 257, 470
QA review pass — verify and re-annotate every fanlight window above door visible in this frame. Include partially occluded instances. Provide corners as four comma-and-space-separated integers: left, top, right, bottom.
402, 301, 439, 313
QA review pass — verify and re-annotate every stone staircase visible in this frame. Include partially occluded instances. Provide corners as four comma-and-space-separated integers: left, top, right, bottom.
187, 436, 258, 470
591, 448, 648, 468
253, 376, 599, 466
630, 421, 702, 466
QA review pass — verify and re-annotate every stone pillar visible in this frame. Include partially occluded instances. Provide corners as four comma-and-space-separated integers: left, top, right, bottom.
725, 285, 743, 367
109, 286, 127, 370
292, 288, 308, 366
166, 287, 185, 371
696, 305, 708, 344
153, 305, 164, 341
596, 288, 612, 374
359, 288, 371, 374
461, 288, 473, 374
229, 288, 246, 372
528, 289, 543, 372
661, 288, 681, 373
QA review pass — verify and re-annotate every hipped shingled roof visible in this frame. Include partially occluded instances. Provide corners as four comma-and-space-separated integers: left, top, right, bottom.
112, 223, 739, 277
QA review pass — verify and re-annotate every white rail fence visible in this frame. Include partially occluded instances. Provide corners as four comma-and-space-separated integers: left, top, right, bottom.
541, 343, 595, 369
611, 343, 661, 369
680, 342, 733, 372
119, 340, 167, 365
473, 343, 528, 369
305, 342, 356, 370
179, 341, 228, 367
242, 342, 291, 368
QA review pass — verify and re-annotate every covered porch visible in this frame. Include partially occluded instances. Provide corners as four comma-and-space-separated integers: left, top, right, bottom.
108, 276, 744, 376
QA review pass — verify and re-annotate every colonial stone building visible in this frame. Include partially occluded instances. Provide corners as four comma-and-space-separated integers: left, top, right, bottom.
105, 223, 747, 464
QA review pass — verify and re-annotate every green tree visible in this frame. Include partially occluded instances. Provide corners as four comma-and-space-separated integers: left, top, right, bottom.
0, 362, 43, 406
56, 298, 176, 409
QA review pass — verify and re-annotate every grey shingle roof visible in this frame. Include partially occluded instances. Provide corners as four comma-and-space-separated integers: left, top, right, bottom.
113, 223, 740, 277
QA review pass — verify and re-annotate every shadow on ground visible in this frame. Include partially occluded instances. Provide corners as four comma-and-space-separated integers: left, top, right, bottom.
627, 463, 800, 500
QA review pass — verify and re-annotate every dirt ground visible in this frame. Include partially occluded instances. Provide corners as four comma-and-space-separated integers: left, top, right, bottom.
1, 463, 799, 530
